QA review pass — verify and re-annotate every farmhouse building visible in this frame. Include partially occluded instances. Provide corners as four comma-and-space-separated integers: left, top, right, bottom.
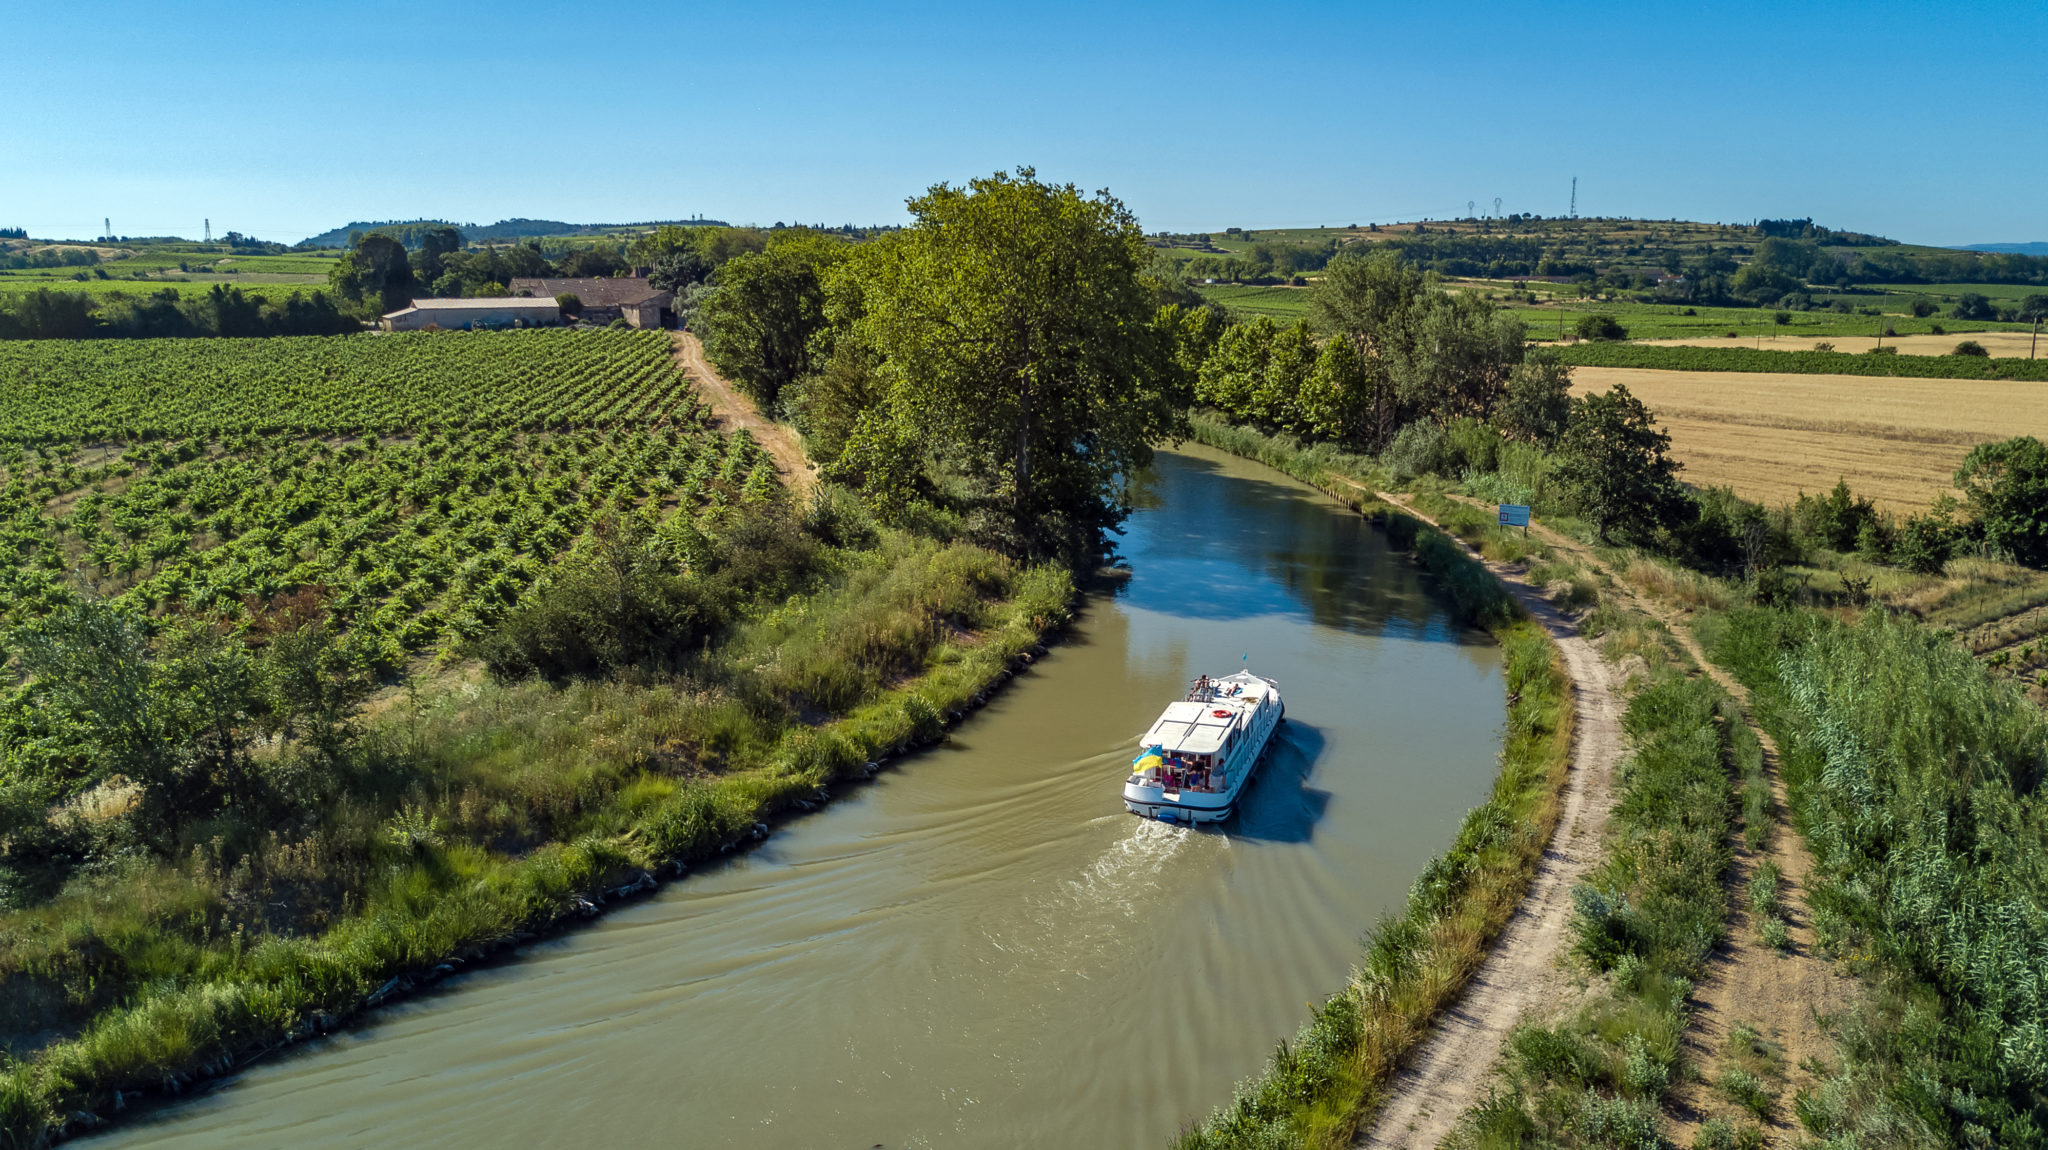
381, 297, 562, 332
507, 277, 674, 328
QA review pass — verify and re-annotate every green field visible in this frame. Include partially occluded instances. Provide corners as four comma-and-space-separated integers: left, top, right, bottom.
1194, 283, 1317, 320
0, 322, 1074, 1144
0, 273, 330, 299
0, 330, 736, 655
1197, 279, 2027, 341
0, 240, 339, 299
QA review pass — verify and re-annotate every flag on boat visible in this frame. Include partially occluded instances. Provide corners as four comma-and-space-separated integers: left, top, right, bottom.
1132, 745, 1167, 774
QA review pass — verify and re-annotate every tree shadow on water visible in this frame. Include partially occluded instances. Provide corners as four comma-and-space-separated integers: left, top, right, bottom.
1227, 719, 1329, 844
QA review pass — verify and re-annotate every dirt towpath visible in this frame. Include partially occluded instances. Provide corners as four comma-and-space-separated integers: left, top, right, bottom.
1357, 494, 1625, 1149
670, 331, 816, 495
1424, 495, 1852, 1147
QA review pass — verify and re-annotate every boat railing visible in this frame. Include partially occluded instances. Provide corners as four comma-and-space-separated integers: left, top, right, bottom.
1186, 677, 1253, 703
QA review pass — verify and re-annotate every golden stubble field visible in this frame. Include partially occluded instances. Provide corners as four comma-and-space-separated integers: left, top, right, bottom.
1570, 366, 2048, 511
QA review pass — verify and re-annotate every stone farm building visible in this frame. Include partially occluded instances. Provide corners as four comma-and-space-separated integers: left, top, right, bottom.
381, 297, 562, 332
507, 277, 674, 328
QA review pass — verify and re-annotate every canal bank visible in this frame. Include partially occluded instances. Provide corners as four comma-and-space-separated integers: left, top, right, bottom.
85, 444, 1515, 1148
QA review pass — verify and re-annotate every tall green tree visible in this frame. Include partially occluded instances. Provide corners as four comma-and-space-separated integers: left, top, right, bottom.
1552, 383, 1689, 542
1255, 320, 1317, 435
1309, 252, 1523, 448
1495, 352, 1574, 445
1408, 292, 1526, 422
1196, 317, 1275, 424
1955, 436, 2048, 567
694, 230, 849, 408
416, 226, 462, 285
328, 233, 412, 314
850, 169, 1186, 561
1297, 335, 1371, 444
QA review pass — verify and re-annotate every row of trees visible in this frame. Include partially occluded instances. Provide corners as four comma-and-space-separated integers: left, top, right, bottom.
1180, 256, 1590, 457
676, 192, 2044, 576
0, 285, 356, 340
327, 225, 780, 317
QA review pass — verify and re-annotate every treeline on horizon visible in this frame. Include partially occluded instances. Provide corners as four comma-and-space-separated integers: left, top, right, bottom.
0, 224, 785, 339
1156, 219, 2048, 301
0, 285, 356, 340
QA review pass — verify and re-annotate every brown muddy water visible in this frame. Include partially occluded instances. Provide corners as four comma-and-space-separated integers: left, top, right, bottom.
90, 445, 1506, 1149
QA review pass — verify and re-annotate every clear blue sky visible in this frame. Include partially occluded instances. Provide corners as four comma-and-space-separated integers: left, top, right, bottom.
5, 1, 2042, 246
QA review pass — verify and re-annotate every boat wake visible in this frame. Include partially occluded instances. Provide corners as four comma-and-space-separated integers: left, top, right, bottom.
1064, 816, 1200, 919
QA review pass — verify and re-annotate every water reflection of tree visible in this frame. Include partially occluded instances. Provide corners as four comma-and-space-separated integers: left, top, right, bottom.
1128, 450, 1490, 646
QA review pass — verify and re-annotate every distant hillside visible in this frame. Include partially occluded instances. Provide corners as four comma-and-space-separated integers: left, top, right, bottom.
1959, 242, 2048, 256
297, 217, 731, 248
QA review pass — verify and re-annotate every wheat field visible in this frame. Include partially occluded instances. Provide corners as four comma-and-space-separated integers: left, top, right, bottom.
1570, 366, 2048, 510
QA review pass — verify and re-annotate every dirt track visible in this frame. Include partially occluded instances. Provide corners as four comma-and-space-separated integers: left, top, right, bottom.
669, 331, 816, 495
1357, 496, 1625, 1149
1382, 500, 1851, 1147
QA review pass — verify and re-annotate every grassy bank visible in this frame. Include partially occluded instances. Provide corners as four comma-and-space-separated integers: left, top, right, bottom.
1173, 421, 1576, 1149
1554, 341, 2048, 381
0, 528, 1074, 1144
1449, 645, 1755, 1149
1702, 607, 2048, 1147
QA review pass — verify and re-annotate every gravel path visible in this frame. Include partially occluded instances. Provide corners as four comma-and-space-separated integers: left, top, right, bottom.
1356, 497, 1625, 1149
670, 331, 816, 495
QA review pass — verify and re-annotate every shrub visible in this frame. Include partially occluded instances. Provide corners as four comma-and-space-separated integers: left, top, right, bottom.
1745, 859, 1781, 918
1572, 884, 1637, 969
1513, 1024, 1601, 1087
1953, 339, 1990, 357
1575, 1090, 1669, 1148
1719, 1066, 1772, 1118
1758, 917, 1790, 951
1384, 420, 1450, 480
1622, 1032, 1670, 1100
468, 517, 731, 680
1576, 313, 1629, 341
1952, 292, 1999, 321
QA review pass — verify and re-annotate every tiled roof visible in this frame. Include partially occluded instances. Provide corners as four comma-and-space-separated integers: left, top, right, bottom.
507, 277, 673, 307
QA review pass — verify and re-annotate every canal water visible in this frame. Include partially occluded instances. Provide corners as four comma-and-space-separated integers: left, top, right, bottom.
92, 444, 1505, 1149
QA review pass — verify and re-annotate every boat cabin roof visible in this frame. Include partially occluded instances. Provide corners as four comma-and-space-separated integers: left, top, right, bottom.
1138, 672, 1277, 756
1143, 701, 1236, 755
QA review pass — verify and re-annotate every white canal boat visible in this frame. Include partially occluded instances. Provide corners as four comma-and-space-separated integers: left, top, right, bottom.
1123, 670, 1284, 824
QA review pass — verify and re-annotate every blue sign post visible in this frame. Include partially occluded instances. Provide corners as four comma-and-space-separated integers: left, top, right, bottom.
1498, 504, 1531, 534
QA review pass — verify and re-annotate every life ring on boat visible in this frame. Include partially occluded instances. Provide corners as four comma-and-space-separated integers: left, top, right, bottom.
1211, 709, 1230, 718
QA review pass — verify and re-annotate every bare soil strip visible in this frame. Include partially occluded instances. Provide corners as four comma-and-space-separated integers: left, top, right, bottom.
1356, 495, 1624, 1149
669, 331, 816, 494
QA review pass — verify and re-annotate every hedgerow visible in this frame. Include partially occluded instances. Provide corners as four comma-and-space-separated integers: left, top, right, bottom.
1553, 342, 2048, 382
